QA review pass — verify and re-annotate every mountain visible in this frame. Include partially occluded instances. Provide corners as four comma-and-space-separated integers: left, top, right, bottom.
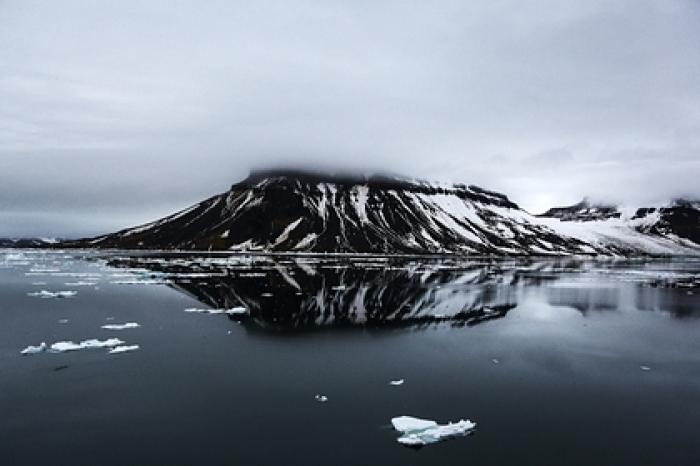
538, 198, 621, 222
536, 198, 700, 254
0, 238, 58, 248
61, 169, 699, 256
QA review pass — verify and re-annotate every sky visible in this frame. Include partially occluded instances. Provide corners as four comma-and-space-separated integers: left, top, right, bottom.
1, 0, 699, 237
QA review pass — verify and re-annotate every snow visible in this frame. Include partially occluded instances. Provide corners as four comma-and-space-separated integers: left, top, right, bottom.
353, 185, 370, 223
272, 217, 303, 246
391, 416, 476, 446
109, 345, 140, 354
294, 233, 318, 250
27, 290, 77, 298
101, 322, 140, 330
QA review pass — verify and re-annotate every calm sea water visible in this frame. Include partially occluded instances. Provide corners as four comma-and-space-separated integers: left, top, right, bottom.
1, 250, 699, 465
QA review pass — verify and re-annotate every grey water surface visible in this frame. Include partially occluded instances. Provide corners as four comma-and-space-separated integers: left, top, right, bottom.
1, 250, 699, 466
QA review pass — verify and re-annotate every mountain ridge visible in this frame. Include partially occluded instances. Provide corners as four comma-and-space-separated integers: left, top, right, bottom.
55, 170, 699, 256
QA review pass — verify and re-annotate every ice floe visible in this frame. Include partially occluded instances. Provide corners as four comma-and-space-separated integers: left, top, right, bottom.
49, 338, 125, 353
27, 290, 77, 299
389, 379, 405, 386
184, 307, 248, 315
20, 342, 47, 355
111, 279, 171, 285
101, 322, 140, 330
21, 338, 125, 355
391, 416, 476, 446
109, 345, 140, 354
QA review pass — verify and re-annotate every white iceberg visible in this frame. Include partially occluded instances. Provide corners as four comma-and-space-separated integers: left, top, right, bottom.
101, 322, 140, 330
27, 290, 77, 299
391, 416, 476, 446
20, 342, 47, 355
109, 345, 140, 354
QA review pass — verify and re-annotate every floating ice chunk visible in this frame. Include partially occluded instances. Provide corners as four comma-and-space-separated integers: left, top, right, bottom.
225, 307, 247, 316
58, 319, 69, 324
27, 290, 77, 299
21, 342, 47, 355
492, 358, 500, 364
65, 281, 98, 286
109, 345, 140, 354
391, 416, 476, 447
389, 379, 405, 386
315, 394, 328, 402
111, 279, 170, 285
48, 338, 124, 353
184, 307, 247, 315
101, 322, 140, 330
261, 292, 273, 297
640, 365, 651, 371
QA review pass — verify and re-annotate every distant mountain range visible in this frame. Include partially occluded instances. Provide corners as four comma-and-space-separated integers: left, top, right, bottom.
49, 169, 699, 256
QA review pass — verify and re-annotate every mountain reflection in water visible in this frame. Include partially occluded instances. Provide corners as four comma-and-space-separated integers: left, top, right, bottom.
104, 255, 700, 332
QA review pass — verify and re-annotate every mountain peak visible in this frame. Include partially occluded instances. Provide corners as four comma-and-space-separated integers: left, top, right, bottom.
538, 198, 620, 222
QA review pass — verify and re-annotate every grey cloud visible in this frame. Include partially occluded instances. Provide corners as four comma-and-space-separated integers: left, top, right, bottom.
1, 0, 699, 236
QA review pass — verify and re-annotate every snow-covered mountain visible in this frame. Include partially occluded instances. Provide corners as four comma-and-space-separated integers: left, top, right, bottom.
538, 198, 621, 222
537, 198, 700, 255
63, 170, 700, 256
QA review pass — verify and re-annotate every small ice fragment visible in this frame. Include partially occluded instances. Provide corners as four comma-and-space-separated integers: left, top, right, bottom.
225, 307, 247, 316
492, 358, 500, 364
58, 319, 69, 324
391, 416, 476, 446
261, 292, 273, 297
27, 290, 77, 299
108, 345, 140, 354
640, 365, 651, 371
315, 394, 328, 402
20, 342, 47, 355
389, 379, 404, 386
106, 317, 115, 321
101, 322, 140, 330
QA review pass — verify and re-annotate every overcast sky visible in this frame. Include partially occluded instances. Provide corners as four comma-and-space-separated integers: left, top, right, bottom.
1, 0, 699, 237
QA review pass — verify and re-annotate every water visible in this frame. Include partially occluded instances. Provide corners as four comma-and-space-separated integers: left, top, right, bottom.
1, 250, 699, 465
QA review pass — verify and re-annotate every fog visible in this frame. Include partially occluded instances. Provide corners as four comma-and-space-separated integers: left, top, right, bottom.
1, 0, 699, 237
